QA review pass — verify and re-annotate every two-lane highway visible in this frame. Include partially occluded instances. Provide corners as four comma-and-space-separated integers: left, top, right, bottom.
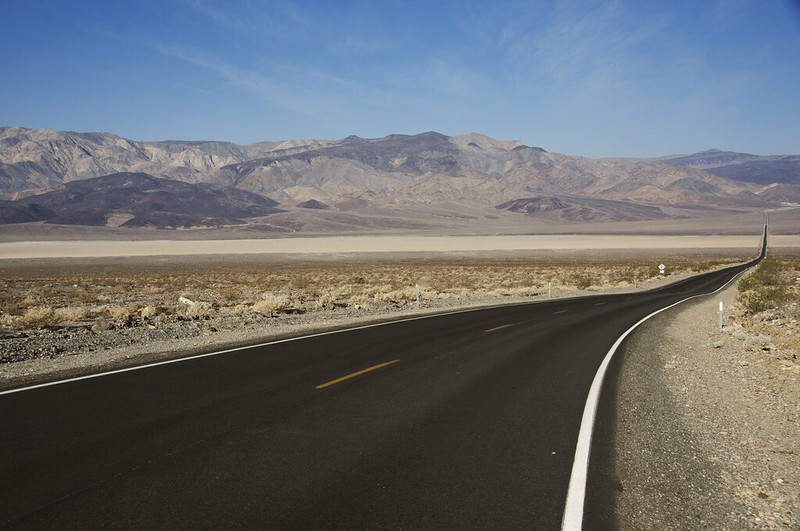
0, 240, 764, 528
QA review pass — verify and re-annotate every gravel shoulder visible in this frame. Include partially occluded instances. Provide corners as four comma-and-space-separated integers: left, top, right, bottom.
615, 277, 800, 529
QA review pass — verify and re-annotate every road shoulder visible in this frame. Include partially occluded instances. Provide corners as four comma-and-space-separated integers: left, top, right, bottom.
613, 281, 800, 528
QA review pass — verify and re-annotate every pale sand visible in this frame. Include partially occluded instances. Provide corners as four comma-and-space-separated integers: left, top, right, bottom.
1, 234, 796, 259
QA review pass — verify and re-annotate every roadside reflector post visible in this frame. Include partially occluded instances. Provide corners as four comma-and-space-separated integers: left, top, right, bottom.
548, 282, 552, 299
416, 283, 420, 306
719, 301, 724, 329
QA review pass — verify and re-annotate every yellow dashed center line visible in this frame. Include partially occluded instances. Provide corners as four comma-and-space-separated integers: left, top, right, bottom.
485, 324, 514, 333
594, 301, 607, 306
552, 309, 569, 315
316, 360, 400, 389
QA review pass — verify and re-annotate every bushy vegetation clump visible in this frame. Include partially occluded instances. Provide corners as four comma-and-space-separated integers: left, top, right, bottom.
252, 293, 291, 316
571, 272, 596, 290
737, 259, 790, 314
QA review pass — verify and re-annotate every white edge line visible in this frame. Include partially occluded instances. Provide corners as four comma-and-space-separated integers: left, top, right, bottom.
0, 304, 507, 397
561, 267, 749, 530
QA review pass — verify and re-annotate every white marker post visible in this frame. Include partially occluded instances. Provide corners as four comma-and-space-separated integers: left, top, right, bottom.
659, 264, 666, 276
416, 284, 420, 306
549, 282, 552, 299
719, 301, 724, 329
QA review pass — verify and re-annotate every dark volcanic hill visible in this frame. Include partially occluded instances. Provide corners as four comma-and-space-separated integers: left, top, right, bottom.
0, 202, 54, 224
0, 126, 795, 231
296, 199, 330, 210
10, 172, 283, 228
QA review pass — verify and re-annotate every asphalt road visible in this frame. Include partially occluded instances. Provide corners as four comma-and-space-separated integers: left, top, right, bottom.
0, 246, 763, 529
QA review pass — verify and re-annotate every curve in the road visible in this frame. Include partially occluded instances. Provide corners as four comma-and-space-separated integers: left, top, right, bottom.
561, 260, 752, 530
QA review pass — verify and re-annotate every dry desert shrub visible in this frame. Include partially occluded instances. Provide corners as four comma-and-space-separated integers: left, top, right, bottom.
373, 285, 436, 303
571, 271, 598, 290
0, 312, 15, 328
106, 305, 133, 321
487, 286, 539, 297
139, 306, 158, 320
53, 306, 91, 322
18, 306, 56, 330
315, 291, 337, 309
347, 292, 372, 309
252, 293, 291, 316
0, 296, 25, 316
73, 286, 101, 304
222, 303, 252, 316
216, 285, 244, 303
609, 267, 640, 286
744, 333, 774, 352
439, 287, 471, 299
21, 294, 40, 307
737, 258, 790, 314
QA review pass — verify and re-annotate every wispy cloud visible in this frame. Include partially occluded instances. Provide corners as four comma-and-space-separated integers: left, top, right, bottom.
326, 34, 398, 57
183, 0, 309, 40
156, 40, 425, 131
165, 1, 484, 120
157, 44, 331, 115
532, 2, 635, 81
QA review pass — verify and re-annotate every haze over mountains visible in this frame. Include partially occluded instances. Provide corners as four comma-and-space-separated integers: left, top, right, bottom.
0, 126, 797, 232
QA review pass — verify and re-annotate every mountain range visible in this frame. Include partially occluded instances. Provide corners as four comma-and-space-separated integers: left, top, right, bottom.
1, 126, 797, 231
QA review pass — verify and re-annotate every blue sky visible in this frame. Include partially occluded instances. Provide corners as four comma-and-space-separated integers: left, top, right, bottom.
2, 0, 799, 157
